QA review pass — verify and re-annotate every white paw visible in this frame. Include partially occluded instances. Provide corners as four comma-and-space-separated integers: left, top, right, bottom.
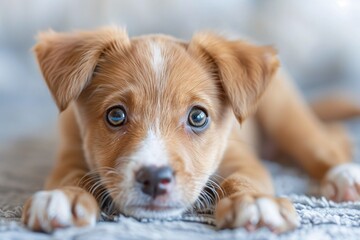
215, 195, 299, 233
29, 190, 72, 232
22, 188, 98, 232
321, 163, 360, 202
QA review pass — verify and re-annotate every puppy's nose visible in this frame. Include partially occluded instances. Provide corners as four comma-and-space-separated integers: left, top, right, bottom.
135, 166, 173, 198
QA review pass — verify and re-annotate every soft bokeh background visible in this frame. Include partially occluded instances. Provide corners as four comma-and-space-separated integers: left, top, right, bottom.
1, 0, 360, 146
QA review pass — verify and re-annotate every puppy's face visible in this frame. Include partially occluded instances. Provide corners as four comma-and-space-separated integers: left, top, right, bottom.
34, 27, 278, 218
77, 37, 233, 217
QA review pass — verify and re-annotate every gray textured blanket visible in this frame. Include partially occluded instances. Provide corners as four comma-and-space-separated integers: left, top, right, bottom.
1, 120, 360, 240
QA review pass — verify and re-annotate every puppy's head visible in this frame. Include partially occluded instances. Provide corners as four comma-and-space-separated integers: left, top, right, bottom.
34, 27, 278, 218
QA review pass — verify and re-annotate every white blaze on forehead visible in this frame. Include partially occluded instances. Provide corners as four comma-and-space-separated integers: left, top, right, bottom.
149, 42, 165, 78
130, 42, 168, 166
147, 41, 168, 120
131, 129, 169, 166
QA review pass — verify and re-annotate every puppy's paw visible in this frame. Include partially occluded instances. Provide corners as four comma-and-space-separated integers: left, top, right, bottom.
321, 163, 360, 202
22, 187, 98, 232
215, 194, 299, 233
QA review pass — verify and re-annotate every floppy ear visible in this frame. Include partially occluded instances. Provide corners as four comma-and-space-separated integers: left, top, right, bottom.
34, 27, 130, 111
188, 33, 279, 123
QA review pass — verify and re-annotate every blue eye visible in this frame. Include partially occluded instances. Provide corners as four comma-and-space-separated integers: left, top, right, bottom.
188, 107, 208, 129
106, 106, 126, 127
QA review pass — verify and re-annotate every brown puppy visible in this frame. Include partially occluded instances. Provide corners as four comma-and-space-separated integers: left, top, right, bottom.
22, 27, 360, 233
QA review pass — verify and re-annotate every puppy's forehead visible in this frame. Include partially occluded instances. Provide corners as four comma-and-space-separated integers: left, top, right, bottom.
133, 39, 170, 96
96, 37, 213, 99
131, 37, 196, 85
86, 36, 221, 121
147, 41, 165, 79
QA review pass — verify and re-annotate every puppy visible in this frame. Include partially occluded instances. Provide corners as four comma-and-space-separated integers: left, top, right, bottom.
22, 27, 360, 233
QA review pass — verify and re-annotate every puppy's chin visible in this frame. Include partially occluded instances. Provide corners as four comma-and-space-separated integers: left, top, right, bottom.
121, 206, 186, 219
112, 189, 190, 219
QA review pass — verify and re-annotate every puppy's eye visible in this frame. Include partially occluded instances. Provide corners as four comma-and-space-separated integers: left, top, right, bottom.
188, 107, 209, 129
106, 106, 126, 127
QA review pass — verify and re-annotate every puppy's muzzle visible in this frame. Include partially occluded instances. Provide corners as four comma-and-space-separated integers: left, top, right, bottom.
135, 166, 174, 198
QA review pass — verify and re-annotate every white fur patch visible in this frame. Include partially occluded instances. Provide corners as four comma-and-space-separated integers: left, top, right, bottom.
256, 198, 285, 228
217, 196, 299, 231
234, 200, 259, 226
131, 129, 169, 166
149, 42, 164, 78
28, 190, 72, 232
27, 190, 96, 232
321, 163, 360, 201
234, 197, 287, 228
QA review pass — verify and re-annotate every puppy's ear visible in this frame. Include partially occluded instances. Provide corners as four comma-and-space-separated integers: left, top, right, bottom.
188, 33, 279, 123
34, 27, 130, 111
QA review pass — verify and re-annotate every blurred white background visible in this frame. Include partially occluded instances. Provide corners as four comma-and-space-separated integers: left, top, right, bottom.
0, 0, 360, 144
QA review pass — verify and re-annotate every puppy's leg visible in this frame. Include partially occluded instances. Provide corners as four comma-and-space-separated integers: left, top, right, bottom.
256, 70, 360, 202
215, 126, 299, 233
22, 105, 99, 232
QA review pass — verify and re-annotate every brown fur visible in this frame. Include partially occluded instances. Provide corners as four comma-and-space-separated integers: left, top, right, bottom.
22, 27, 360, 233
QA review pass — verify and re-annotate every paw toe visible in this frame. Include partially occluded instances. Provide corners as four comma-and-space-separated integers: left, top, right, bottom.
322, 163, 360, 202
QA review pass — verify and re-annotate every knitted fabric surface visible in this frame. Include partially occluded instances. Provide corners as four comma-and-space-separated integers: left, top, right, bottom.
1, 120, 360, 240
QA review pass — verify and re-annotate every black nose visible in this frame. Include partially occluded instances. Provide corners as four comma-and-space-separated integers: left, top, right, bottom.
135, 166, 173, 198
